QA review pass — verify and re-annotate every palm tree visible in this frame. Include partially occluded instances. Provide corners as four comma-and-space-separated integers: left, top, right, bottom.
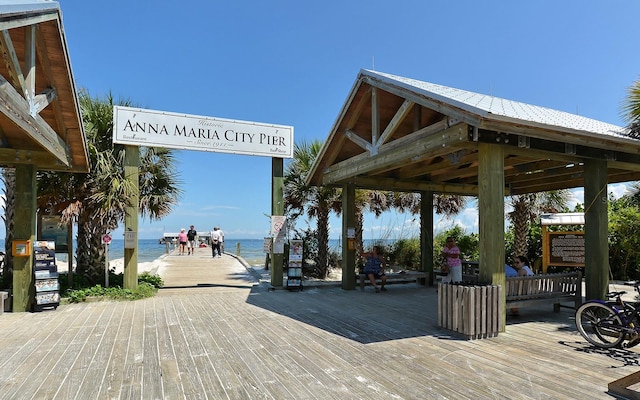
622, 78, 640, 204
621, 77, 640, 139
284, 140, 341, 278
507, 191, 570, 260
35, 89, 182, 284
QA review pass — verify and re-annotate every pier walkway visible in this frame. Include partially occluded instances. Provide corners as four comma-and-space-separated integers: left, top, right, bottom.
1, 249, 639, 399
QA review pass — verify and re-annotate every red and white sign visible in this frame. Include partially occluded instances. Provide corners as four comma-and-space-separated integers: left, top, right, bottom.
102, 233, 112, 245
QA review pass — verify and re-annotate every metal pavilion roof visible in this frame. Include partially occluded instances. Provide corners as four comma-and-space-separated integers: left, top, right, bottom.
369, 70, 626, 138
540, 212, 585, 226
307, 69, 640, 196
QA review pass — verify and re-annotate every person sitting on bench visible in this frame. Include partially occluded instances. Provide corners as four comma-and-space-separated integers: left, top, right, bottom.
513, 256, 534, 276
362, 246, 387, 293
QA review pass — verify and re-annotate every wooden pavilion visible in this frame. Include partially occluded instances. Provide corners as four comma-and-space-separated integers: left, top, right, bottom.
307, 69, 640, 329
0, 1, 89, 311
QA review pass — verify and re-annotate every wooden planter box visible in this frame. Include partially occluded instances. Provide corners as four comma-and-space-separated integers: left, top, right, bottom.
438, 282, 502, 339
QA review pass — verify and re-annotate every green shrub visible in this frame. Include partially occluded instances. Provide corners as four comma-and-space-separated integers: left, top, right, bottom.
138, 272, 164, 288
389, 238, 421, 270
62, 274, 161, 303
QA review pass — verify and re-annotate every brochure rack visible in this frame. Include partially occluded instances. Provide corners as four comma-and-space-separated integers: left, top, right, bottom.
287, 239, 303, 291
33, 241, 59, 311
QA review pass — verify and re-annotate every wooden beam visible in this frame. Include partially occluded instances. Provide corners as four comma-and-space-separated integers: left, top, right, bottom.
371, 87, 378, 144
124, 145, 139, 291
0, 148, 68, 169
322, 122, 466, 184
504, 145, 582, 163
0, 30, 25, 92
481, 119, 640, 156
0, 13, 57, 31
344, 129, 374, 152
35, 25, 64, 135
505, 164, 584, 186
351, 176, 481, 195
362, 75, 482, 128
0, 74, 70, 166
24, 25, 36, 113
12, 164, 37, 312
341, 183, 356, 290
33, 88, 57, 114
477, 143, 505, 330
421, 191, 434, 286
376, 99, 414, 147
584, 159, 609, 301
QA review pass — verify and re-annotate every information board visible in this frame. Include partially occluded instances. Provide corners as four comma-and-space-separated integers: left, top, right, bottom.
542, 230, 585, 273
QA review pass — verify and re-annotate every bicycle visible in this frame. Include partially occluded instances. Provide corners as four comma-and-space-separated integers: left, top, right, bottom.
575, 282, 640, 349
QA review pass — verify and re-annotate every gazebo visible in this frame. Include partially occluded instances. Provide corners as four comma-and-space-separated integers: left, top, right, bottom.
0, 1, 89, 311
307, 69, 640, 328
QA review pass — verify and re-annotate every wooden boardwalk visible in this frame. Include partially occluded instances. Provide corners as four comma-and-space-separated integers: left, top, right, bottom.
1, 250, 640, 399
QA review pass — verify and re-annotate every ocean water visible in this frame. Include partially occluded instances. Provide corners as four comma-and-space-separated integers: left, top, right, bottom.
60, 239, 273, 266
0, 238, 388, 267
0, 238, 272, 267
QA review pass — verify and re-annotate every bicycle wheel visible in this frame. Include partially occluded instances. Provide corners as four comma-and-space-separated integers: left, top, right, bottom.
575, 302, 625, 348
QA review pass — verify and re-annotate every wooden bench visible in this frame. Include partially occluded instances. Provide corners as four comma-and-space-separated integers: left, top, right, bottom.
357, 271, 427, 291
505, 271, 582, 311
461, 271, 582, 311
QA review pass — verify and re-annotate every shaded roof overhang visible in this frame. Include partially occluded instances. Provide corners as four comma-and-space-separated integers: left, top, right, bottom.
308, 70, 640, 196
0, 1, 88, 173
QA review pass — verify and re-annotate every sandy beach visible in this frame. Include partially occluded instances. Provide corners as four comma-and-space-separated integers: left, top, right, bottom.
54, 255, 169, 276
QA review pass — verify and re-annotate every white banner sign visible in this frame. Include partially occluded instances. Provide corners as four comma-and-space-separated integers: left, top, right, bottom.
113, 106, 293, 158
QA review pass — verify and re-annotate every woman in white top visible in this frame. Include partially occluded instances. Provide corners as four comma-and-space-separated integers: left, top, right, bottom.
513, 255, 534, 276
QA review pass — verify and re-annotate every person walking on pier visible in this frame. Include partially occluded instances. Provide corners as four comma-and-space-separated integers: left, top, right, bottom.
178, 228, 188, 255
210, 227, 222, 258
217, 226, 225, 255
187, 225, 197, 255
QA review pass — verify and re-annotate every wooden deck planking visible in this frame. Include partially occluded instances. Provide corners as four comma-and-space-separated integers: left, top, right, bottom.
184, 294, 244, 399
0, 311, 75, 390
3, 252, 640, 399
119, 300, 145, 400
209, 303, 286, 398
9, 303, 110, 399
67, 301, 127, 400
97, 301, 136, 399
162, 297, 211, 398
153, 296, 190, 400
140, 298, 164, 400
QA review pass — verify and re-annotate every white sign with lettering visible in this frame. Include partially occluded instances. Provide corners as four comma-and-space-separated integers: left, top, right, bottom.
113, 106, 293, 158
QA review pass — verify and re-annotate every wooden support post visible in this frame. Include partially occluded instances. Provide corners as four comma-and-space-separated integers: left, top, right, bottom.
342, 182, 356, 290
421, 191, 434, 286
478, 143, 505, 330
12, 165, 36, 312
270, 157, 284, 287
124, 145, 139, 290
584, 159, 608, 300
67, 220, 73, 288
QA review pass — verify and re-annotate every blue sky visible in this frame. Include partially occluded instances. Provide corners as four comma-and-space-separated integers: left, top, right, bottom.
11, 0, 640, 240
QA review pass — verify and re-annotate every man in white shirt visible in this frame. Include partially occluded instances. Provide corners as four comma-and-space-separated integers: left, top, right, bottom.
210, 227, 222, 258
217, 227, 225, 254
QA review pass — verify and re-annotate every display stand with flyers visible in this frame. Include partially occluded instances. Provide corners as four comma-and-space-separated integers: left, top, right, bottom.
33, 240, 59, 311
287, 239, 303, 291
